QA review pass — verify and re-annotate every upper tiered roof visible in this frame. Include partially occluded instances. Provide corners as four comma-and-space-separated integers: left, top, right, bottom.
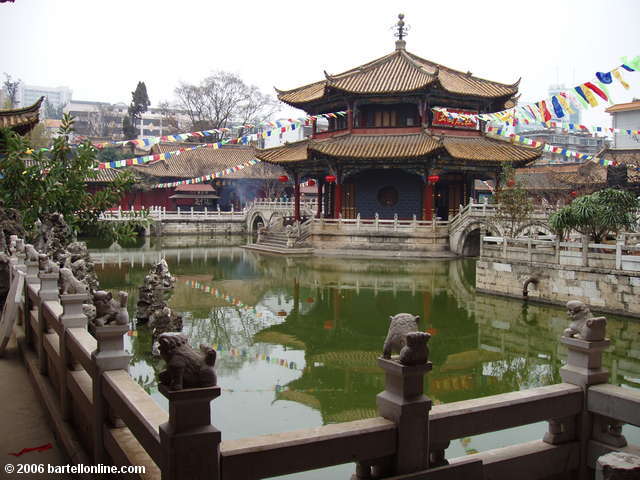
276, 20, 519, 110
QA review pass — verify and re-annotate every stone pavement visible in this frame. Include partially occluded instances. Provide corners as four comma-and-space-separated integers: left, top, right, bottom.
0, 334, 70, 479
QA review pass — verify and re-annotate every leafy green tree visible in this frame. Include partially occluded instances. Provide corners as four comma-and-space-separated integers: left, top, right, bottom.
548, 188, 640, 242
0, 114, 135, 237
493, 163, 534, 236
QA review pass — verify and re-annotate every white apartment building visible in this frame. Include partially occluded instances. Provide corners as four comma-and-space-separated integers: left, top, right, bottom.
18, 85, 72, 110
606, 100, 640, 149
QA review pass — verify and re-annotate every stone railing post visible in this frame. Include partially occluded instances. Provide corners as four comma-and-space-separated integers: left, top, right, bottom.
59, 292, 89, 420
375, 358, 432, 476
556, 311, 611, 480
23, 255, 40, 347
555, 236, 561, 264
615, 235, 623, 270
480, 227, 486, 258
159, 385, 221, 480
92, 323, 131, 464
582, 234, 589, 267
502, 236, 508, 258
37, 261, 59, 375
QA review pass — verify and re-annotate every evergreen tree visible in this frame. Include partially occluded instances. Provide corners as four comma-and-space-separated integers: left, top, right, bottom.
122, 81, 150, 139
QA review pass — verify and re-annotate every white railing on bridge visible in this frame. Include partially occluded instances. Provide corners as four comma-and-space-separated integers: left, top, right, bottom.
448, 198, 553, 232
101, 206, 246, 221
482, 232, 640, 272
313, 213, 449, 233
101, 199, 319, 222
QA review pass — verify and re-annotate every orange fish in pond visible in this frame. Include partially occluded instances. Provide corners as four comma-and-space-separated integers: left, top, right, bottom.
323, 320, 334, 330
277, 310, 287, 316
305, 297, 314, 303
426, 328, 438, 336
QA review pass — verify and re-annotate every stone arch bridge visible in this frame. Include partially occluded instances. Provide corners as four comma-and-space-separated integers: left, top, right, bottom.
100, 200, 318, 235
448, 202, 553, 256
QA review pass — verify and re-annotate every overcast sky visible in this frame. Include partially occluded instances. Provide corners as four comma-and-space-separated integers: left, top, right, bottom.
1, 0, 639, 126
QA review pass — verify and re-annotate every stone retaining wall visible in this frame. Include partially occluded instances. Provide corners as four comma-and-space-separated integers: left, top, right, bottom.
310, 230, 453, 258
476, 259, 640, 318
151, 220, 246, 235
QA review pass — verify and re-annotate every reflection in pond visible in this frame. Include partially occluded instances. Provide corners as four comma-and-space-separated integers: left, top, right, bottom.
90, 236, 640, 480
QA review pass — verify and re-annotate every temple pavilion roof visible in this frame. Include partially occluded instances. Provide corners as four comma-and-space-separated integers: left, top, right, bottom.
0, 97, 44, 135
255, 132, 542, 167
276, 48, 520, 109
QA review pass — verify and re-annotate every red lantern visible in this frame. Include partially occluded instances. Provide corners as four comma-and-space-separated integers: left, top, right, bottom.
507, 179, 516, 187
278, 175, 289, 183
307, 179, 316, 187
570, 191, 577, 198
325, 175, 337, 183
427, 175, 440, 184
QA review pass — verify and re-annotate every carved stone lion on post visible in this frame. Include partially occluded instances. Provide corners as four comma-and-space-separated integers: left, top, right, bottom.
563, 300, 607, 342
92, 290, 129, 327
157, 333, 217, 391
58, 268, 89, 295
382, 313, 420, 359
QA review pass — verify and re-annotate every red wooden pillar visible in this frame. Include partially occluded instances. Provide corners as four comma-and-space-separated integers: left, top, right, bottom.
334, 181, 342, 218
423, 182, 433, 220
134, 191, 142, 211
347, 107, 353, 131
294, 172, 301, 221
316, 181, 323, 218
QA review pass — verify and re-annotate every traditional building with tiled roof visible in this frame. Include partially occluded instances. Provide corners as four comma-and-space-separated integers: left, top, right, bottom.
257, 15, 541, 220
88, 143, 286, 211
0, 97, 44, 135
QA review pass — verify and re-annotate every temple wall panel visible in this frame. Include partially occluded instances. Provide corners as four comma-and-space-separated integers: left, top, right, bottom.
352, 169, 423, 219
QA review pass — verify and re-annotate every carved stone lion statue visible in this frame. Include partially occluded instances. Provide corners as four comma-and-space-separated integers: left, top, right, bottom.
58, 267, 89, 295
38, 254, 59, 274
24, 244, 39, 262
399, 331, 431, 366
563, 300, 607, 341
157, 333, 217, 390
8, 235, 18, 256
382, 313, 421, 359
92, 290, 129, 327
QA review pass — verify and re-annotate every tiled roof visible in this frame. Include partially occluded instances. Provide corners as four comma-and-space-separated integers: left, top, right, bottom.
605, 100, 640, 113
254, 140, 310, 164
255, 132, 540, 165
312, 133, 440, 159
277, 49, 518, 107
599, 148, 640, 166
131, 143, 284, 179
442, 136, 541, 163
0, 97, 43, 133
86, 168, 135, 183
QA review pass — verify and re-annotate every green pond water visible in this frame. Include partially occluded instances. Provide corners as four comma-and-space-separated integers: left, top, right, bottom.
88, 235, 640, 480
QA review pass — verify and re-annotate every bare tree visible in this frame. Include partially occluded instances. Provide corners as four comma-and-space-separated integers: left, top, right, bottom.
157, 101, 183, 135
2, 73, 20, 108
174, 71, 277, 140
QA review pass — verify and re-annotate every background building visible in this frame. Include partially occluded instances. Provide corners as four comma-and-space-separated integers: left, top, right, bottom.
17, 84, 72, 114
607, 99, 640, 149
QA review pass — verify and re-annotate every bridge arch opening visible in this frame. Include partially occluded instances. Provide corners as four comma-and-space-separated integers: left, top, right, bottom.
249, 213, 266, 235
457, 223, 501, 257
461, 228, 481, 256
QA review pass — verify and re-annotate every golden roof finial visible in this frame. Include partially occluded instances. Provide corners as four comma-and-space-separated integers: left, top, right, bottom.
393, 13, 409, 50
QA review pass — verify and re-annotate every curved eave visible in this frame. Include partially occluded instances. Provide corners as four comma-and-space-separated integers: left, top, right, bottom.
311, 133, 440, 160
254, 139, 310, 165
443, 135, 542, 166
0, 96, 44, 133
